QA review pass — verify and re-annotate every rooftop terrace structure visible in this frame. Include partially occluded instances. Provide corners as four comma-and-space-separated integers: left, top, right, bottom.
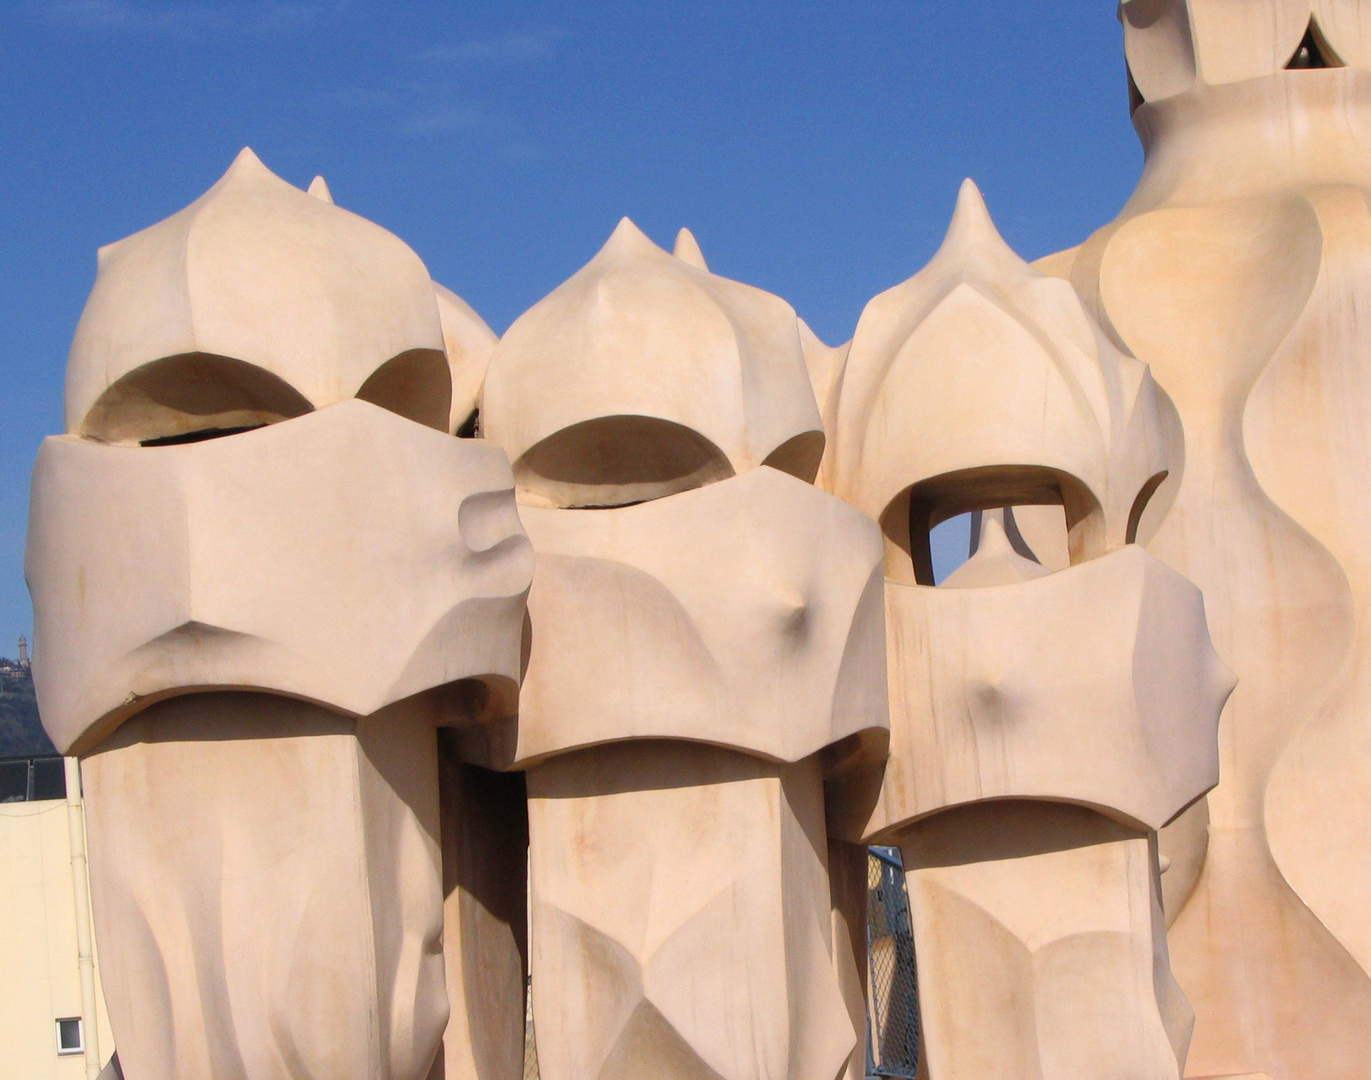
21, 3, 1371, 1077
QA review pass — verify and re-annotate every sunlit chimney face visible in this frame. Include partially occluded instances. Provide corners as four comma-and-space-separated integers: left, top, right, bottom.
1119, 0, 1365, 111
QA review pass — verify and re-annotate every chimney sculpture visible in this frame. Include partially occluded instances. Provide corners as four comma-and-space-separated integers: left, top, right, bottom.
825, 181, 1233, 1080
1035, 3, 1371, 1074
475, 220, 890, 1080
27, 16, 1338, 1067
25, 150, 534, 1080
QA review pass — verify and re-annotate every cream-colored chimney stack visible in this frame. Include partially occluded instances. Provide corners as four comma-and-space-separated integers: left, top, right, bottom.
826, 179, 1231, 1080
478, 218, 890, 1080
1037, 4, 1371, 1073
26, 149, 533, 1080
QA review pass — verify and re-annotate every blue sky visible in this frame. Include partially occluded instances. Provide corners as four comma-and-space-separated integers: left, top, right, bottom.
0, 0, 1142, 656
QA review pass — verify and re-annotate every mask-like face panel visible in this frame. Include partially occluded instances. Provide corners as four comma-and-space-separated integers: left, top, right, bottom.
469, 220, 887, 772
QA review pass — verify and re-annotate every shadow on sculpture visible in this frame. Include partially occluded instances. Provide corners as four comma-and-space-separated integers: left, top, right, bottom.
28, 7, 1371, 1071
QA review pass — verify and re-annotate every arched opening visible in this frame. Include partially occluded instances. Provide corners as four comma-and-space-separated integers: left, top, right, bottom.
880, 465, 1102, 587
1126, 471, 1169, 545
514, 415, 733, 508
80, 353, 312, 446
354, 348, 453, 432
760, 430, 825, 485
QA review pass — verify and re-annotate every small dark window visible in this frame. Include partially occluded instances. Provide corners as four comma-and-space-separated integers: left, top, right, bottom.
455, 408, 480, 439
0, 761, 27, 803
1288, 20, 1342, 69
56, 1017, 83, 1055
30, 757, 67, 801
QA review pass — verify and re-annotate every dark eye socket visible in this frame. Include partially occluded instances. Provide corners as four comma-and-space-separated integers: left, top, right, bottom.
82, 347, 455, 445
515, 415, 734, 508
81, 353, 312, 446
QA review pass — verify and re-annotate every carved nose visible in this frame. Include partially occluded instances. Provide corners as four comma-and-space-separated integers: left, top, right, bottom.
775, 588, 811, 637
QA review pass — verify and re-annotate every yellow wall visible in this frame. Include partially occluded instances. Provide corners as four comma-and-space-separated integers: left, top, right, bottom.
0, 792, 112, 1079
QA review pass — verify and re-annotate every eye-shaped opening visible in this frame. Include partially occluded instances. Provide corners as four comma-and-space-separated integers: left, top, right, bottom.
354, 348, 452, 433
1287, 18, 1343, 70
761, 430, 825, 485
81, 353, 312, 446
514, 415, 734, 508
880, 464, 1103, 586
83, 348, 453, 446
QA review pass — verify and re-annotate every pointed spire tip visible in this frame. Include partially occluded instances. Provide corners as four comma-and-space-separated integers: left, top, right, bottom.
934, 175, 1032, 273
231, 146, 266, 169
673, 227, 709, 270
952, 178, 992, 225
602, 217, 662, 256
220, 147, 288, 189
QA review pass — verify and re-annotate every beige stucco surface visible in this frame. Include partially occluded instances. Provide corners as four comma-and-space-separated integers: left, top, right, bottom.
0, 795, 112, 1080
1034, 7, 1371, 1074
821, 178, 1231, 1080
24, 6, 1371, 1068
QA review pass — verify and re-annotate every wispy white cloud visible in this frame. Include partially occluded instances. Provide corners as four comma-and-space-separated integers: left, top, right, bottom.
396, 102, 490, 137
35, 0, 335, 37
317, 82, 519, 144
310, 23, 559, 152
417, 26, 564, 66
397, 26, 562, 146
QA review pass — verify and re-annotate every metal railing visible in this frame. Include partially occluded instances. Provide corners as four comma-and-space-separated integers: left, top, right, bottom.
867, 846, 921, 1079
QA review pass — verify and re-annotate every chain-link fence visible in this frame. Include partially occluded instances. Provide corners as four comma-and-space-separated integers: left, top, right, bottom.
867, 846, 921, 1079
518, 847, 922, 1080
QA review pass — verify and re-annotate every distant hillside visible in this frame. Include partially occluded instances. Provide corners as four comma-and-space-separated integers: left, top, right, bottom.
0, 664, 57, 758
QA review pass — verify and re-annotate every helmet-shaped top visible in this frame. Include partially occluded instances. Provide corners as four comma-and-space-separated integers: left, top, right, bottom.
481, 219, 823, 508
68, 148, 448, 442
828, 180, 1167, 582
